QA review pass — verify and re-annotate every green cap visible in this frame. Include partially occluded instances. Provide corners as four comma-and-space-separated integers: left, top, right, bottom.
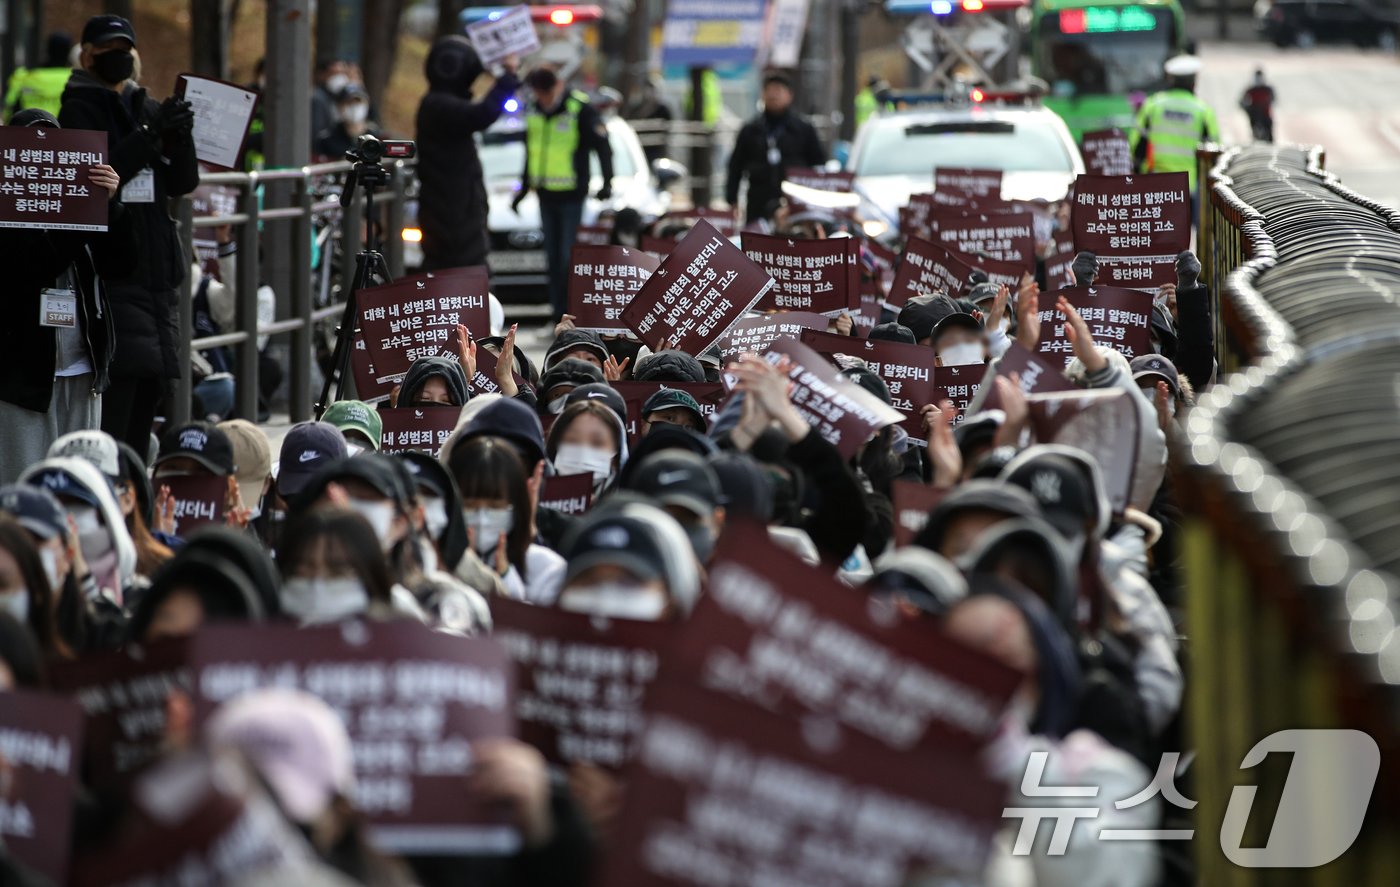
322, 400, 383, 451
642, 388, 706, 431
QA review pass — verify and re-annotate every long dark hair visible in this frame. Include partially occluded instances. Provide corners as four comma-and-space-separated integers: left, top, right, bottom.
0, 516, 68, 661
275, 509, 395, 606
546, 400, 623, 462
447, 437, 532, 578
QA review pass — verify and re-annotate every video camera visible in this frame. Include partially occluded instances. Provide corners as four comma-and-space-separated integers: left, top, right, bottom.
344, 133, 416, 166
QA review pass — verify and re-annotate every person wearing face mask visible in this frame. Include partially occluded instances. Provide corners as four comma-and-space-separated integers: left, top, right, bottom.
0, 513, 72, 664
313, 83, 377, 161
218, 418, 274, 535
416, 37, 519, 272
930, 311, 987, 368
150, 420, 246, 536
448, 436, 566, 604
555, 501, 701, 620
537, 358, 606, 417
625, 450, 726, 566
275, 508, 401, 627
310, 59, 353, 152
59, 15, 199, 458
639, 389, 706, 437
725, 72, 826, 225
125, 546, 266, 644
548, 400, 625, 498
395, 355, 470, 409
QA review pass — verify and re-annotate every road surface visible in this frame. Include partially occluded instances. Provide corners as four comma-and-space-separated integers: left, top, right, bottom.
1197, 38, 1400, 209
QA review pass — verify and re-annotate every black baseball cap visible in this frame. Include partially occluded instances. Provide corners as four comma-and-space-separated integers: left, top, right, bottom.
897, 293, 961, 343
0, 484, 68, 540
868, 322, 917, 345
1001, 452, 1097, 542
1131, 353, 1181, 397
913, 480, 1042, 552
562, 511, 668, 586
627, 450, 723, 518
931, 311, 983, 344
81, 14, 136, 47
567, 383, 628, 426
967, 282, 1000, 306
277, 421, 349, 498
642, 389, 705, 430
156, 422, 236, 475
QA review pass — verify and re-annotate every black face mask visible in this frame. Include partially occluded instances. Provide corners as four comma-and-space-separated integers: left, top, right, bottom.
92, 50, 134, 85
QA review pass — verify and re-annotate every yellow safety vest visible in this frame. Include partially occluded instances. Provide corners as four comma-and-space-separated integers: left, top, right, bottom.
3, 67, 71, 121
526, 91, 588, 192
1131, 89, 1220, 190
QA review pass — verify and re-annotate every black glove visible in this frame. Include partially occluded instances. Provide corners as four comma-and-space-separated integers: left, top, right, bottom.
1071, 250, 1098, 287
510, 188, 527, 213
596, 185, 613, 202
154, 97, 195, 138
1176, 250, 1202, 290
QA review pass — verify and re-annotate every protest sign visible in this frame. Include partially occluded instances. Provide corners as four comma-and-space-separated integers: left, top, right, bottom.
967, 254, 1028, 290
492, 599, 676, 769
620, 220, 774, 355
854, 282, 881, 336
934, 362, 982, 419
176, 74, 259, 170
1044, 228, 1077, 290
1034, 285, 1154, 367
886, 235, 974, 310
639, 234, 676, 256
191, 183, 238, 268
48, 638, 190, 794
161, 474, 228, 535
466, 4, 542, 65
971, 340, 1077, 414
1081, 128, 1133, 176
566, 244, 659, 334
1094, 254, 1180, 292
1072, 172, 1189, 291
575, 222, 613, 245
1027, 389, 1140, 514
350, 335, 395, 403
0, 127, 107, 231
657, 207, 739, 238
934, 210, 1037, 270
936, 166, 1003, 201
191, 621, 518, 855
784, 167, 856, 191
454, 343, 526, 399
718, 311, 828, 359
609, 381, 727, 441
0, 691, 83, 885
799, 329, 938, 441
538, 472, 595, 515
377, 406, 461, 456
740, 232, 860, 315
751, 339, 905, 459
358, 267, 490, 385
892, 480, 946, 547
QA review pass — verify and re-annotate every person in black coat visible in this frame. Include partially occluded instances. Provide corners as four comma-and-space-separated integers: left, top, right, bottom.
725, 71, 826, 225
416, 37, 520, 272
58, 14, 199, 457
0, 109, 139, 483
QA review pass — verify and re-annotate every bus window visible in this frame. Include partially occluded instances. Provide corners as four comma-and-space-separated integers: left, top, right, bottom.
1037, 5, 1177, 96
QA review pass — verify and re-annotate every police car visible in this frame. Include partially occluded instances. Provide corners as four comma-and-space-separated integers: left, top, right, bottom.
847, 93, 1084, 231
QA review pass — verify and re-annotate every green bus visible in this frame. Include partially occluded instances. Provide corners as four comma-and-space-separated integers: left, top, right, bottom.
1030, 0, 1188, 140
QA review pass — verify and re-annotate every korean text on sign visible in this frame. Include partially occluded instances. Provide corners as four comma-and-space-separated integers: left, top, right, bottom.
0, 127, 107, 231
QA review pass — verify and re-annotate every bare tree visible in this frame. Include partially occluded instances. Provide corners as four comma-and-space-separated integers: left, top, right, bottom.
360, 0, 409, 113
437, 0, 469, 39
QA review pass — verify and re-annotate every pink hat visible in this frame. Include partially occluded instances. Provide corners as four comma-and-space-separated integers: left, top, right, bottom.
205, 688, 355, 823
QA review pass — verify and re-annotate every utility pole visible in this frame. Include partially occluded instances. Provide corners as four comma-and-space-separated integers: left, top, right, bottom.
689, 66, 712, 207
838, 0, 860, 142
265, 0, 312, 316
191, 0, 229, 80
621, 0, 653, 101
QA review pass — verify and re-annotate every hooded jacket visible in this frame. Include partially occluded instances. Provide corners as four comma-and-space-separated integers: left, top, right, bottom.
415, 37, 519, 271
59, 70, 200, 379
19, 456, 138, 598
399, 356, 470, 408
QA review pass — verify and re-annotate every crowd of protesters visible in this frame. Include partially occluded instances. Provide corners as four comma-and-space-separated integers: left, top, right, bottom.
0, 15, 1215, 887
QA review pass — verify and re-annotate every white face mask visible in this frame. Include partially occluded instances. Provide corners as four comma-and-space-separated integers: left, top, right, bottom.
465, 507, 514, 557
552, 443, 615, 486
559, 583, 667, 621
546, 395, 569, 415
325, 74, 350, 94
68, 506, 100, 534
39, 547, 61, 592
349, 499, 398, 551
939, 342, 984, 366
281, 577, 370, 626
69, 505, 113, 563
0, 590, 28, 623
423, 499, 449, 539
342, 103, 368, 124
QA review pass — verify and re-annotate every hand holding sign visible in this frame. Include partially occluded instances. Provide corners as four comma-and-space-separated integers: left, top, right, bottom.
921, 399, 962, 487
1056, 295, 1107, 373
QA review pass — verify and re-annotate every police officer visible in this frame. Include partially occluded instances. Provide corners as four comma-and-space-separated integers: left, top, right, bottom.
513, 67, 614, 320
3, 33, 73, 121
725, 72, 827, 225
1131, 55, 1219, 220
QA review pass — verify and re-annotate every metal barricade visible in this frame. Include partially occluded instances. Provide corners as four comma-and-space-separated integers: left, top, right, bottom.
173, 159, 411, 426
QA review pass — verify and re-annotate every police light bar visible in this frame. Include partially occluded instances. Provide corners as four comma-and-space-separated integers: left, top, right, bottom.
884, 0, 1028, 13
460, 5, 604, 24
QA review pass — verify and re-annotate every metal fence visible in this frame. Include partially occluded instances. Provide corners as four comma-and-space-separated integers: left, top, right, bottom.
1183, 144, 1400, 884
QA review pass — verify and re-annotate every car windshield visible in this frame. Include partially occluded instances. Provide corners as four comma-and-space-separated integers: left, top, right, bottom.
1037, 7, 1178, 95
854, 118, 1075, 176
479, 129, 637, 181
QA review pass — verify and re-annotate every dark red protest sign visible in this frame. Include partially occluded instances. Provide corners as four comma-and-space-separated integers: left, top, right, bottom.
574, 222, 612, 245
752, 339, 905, 459
377, 406, 461, 456
358, 267, 491, 385
741, 232, 860, 315
1094, 254, 1179, 291
0, 127, 108, 231
886, 235, 974, 309
1027, 389, 1140, 514
492, 598, 675, 769
1072, 172, 1190, 258
784, 167, 856, 191
350, 335, 394, 403
934, 362, 982, 421
190, 621, 518, 855
1081, 128, 1133, 176
935, 210, 1037, 270
609, 381, 726, 442
1045, 229, 1077, 290
892, 480, 945, 547
718, 311, 828, 359
936, 166, 1003, 201
1035, 285, 1154, 366
621, 220, 774, 355
0, 691, 83, 885
162, 473, 228, 536
974, 340, 1077, 413
538, 472, 594, 515
453, 342, 526, 399
968, 254, 1027, 291
639, 234, 675, 256
190, 183, 238, 268
799, 329, 937, 440
48, 638, 190, 794
854, 282, 881, 336
567, 244, 660, 334
658, 207, 739, 238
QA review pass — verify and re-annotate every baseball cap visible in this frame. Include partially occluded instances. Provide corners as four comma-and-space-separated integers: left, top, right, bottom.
1131, 353, 1181, 397
868, 548, 968, 616
931, 311, 983, 343
0, 485, 68, 540
1001, 452, 1097, 542
218, 420, 273, 510
540, 358, 607, 400
459, 398, 547, 468
627, 450, 723, 518
868, 322, 917, 345
302, 454, 411, 509
10, 109, 58, 129
49, 430, 121, 480
953, 410, 1005, 456
913, 480, 1042, 552
642, 388, 705, 430
156, 422, 236, 475
322, 400, 383, 451
277, 422, 349, 498
544, 329, 610, 369
206, 688, 355, 824
22, 463, 104, 510
81, 14, 136, 47
561, 511, 668, 586
967, 282, 1000, 306
897, 293, 961, 343
567, 383, 628, 425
